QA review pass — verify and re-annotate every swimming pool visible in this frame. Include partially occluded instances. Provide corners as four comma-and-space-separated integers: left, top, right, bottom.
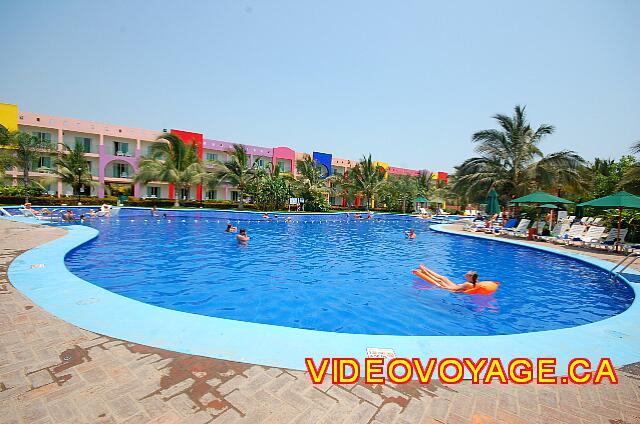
56, 208, 634, 336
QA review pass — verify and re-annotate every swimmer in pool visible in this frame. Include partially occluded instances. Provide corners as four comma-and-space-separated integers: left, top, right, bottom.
237, 229, 250, 242
225, 223, 237, 233
418, 265, 481, 292
405, 229, 416, 239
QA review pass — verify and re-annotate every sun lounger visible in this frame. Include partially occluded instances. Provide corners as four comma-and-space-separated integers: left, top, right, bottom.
571, 226, 606, 246
539, 222, 570, 242
589, 229, 628, 251
590, 217, 603, 226
501, 219, 530, 236
557, 224, 587, 245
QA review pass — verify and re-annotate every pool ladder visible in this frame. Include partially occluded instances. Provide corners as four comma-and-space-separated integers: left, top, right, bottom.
609, 251, 639, 279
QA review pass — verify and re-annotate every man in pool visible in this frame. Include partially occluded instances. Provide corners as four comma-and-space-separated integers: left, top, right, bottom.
405, 229, 416, 239
225, 223, 237, 233
418, 265, 481, 292
237, 229, 250, 242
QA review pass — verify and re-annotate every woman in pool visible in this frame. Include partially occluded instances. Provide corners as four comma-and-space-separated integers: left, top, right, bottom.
418, 265, 484, 292
237, 229, 250, 242
405, 229, 416, 239
262, 213, 269, 219
225, 223, 237, 233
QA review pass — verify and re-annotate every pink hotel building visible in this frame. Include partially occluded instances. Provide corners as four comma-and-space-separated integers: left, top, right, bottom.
0, 103, 448, 204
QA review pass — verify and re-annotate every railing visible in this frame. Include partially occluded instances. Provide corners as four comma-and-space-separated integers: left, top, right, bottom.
609, 252, 639, 279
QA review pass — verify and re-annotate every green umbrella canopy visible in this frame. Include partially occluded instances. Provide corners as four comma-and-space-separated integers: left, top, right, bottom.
414, 197, 429, 203
509, 191, 575, 205
578, 191, 640, 250
485, 189, 501, 214
577, 191, 640, 208
539, 203, 558, 209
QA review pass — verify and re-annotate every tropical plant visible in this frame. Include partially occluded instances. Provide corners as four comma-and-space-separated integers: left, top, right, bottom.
135, 134, 207, 207
294, 154, 331, 211
620, 141, 640, 194
452, 105, 587, 204
348, 155, 387, 210
253, 165, 293, 211
1, 131, 56, 202
213, 144, 256, 209
379, 175, 419, 213
588, 155, 637, 197
50, 141, 97, 200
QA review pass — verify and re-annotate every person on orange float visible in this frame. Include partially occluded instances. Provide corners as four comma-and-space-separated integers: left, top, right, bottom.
418, 265, 485, 292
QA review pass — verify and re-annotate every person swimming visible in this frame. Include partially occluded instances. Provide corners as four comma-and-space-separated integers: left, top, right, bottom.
237, 229, 250, 242
418, 265, 483, 292
225, 223, 238, 233
262, 213, 269, 219
405, 229, 416, 239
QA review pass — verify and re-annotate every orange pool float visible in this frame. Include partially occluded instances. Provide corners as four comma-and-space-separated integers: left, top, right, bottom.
412, 269, 500, 295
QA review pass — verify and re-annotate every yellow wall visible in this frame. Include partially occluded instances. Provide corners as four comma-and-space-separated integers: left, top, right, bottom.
371, 161, 389, 208
0, 103, 18, 132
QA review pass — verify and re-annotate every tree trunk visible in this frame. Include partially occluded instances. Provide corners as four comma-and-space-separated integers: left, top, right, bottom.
23, 168, 29, 204
238, 189, 244, 209
174, 185, 181, 207
402, 198, 406, 213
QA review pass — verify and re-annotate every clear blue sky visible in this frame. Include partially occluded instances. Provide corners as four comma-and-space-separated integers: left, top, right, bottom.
1, 0, 638, 172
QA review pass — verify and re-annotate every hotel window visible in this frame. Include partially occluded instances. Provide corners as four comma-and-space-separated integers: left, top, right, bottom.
86, 161, 92, 174
205, 152, 218, 162
231, 191, 239, 201
113, 163, 128, 178
32, 131, 52, 142
276, 159, 291, 173
75, 137, 92, 152
206, 189, 217, 200
180, 188, 190, 200
33, 156, 52, 170
147, 186, 159, 197
114, 141, 129, 155
254, 157, 265, 168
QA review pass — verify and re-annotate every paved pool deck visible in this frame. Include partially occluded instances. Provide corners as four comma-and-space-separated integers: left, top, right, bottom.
1, 219, 640, 423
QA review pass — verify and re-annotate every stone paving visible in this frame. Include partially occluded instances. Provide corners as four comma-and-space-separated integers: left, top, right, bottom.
1, 219, 640, 423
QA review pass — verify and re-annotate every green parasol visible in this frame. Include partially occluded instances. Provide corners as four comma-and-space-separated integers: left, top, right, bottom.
578, 191, 640, 248
485, 188, 501, 215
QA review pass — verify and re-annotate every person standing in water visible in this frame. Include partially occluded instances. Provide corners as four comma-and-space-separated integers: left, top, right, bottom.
237, 229, 250, 243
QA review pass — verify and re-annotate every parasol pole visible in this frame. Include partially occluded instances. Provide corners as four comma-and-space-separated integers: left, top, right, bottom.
617, 206, 622, 252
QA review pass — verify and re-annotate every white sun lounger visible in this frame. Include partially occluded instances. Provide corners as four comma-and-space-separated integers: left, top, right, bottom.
571, 226, 606, 246
501, 219, 530, 236
590, 228, 628, 251
556, 224, 586, 244
539, 222, 571, 242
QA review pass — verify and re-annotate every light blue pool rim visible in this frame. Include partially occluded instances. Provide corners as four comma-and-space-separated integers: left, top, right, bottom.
5, 214, 640, 378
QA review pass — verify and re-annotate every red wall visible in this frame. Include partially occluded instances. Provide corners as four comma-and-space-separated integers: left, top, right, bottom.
170, 129, 204, 201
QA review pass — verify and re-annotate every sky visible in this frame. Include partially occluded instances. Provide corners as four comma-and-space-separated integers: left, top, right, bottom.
1, 0, 638, 172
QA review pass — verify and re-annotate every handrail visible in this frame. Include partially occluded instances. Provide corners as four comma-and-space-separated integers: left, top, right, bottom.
609, 251, 640, 279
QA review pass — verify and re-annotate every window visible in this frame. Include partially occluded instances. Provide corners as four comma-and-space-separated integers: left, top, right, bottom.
86, 161, 92, 174
206, 189, 217, 200
32, 132, 51, 142
180, 188, 190, 200
276, 159, 291, 173
205, 152, 218, 162
231, 191, 239, 201
113, 163, 128, 178
114, 141, 129, 155
147, 186, 159, 197
33, 156, 52, 170
75, 137, 92, 152
254, 158, 265, 168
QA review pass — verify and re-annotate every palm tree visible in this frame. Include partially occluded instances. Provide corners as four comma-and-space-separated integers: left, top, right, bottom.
213, 144, 255, 209
295, 154, 326, 192
2, 131, 56, 203
620, 141, 640, 193
452, 105, 586, 203
380, 174, 419, 213
135, 134, 207, 207
349, 154, 387, 210
51, 141, 98, 202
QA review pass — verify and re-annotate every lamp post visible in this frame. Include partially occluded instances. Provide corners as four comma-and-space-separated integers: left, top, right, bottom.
76, 167, 82, 205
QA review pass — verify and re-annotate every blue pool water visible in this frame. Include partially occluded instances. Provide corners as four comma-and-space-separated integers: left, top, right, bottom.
58, 208, 633, 336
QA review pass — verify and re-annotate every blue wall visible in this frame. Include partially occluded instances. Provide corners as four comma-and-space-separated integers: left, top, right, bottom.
312, 151, 332, 178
